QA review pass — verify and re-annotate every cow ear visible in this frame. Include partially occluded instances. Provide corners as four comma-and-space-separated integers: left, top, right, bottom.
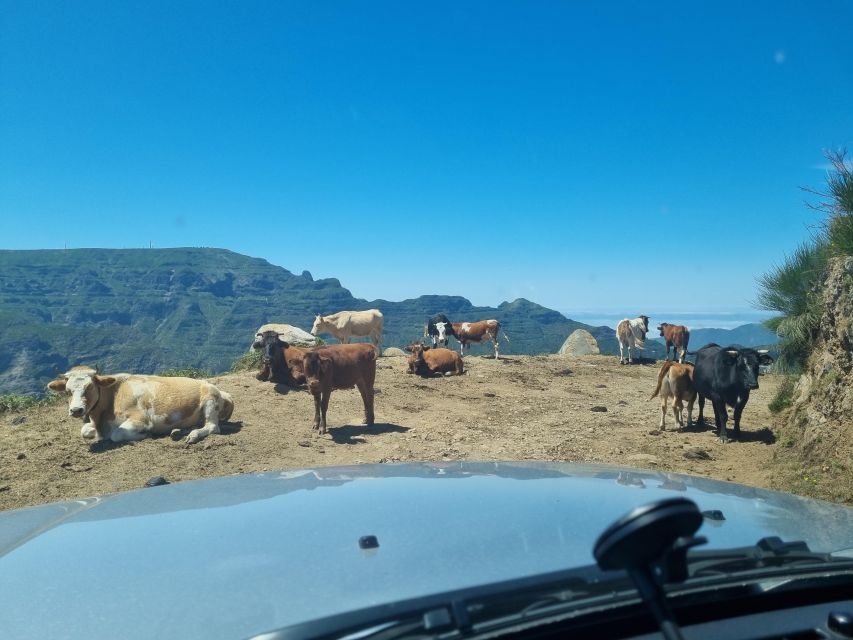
94, 375, 117, 387
47, 379, 67, 392
320, 357, 333, 374
422, 345, 431, 351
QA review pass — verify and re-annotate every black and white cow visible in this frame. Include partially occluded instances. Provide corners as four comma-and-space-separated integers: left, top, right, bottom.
424, 314, 456, 347
692, 343, 773, 443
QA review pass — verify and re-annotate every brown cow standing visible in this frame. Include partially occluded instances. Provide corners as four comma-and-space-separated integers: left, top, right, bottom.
451, 320, 508, 358
658, 323, 690, 362
256, 330, 309, 387
302, 343, 376, 434
650, 360, 697, 430
406, 344, 464, 377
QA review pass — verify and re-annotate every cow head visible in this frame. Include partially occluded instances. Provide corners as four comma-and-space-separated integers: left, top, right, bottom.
657, 322, 668, 337
302, 351, 332, 393
47, 367, 117, 419
310, 314, 327, 336
722, 348, 774, 391
639, 315, 650, 334
407, 343, 430, 372
259, 330, 287, 364
435, 322, 449, 345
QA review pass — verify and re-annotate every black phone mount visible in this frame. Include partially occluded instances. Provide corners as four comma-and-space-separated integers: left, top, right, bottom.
593, 498, 707, 640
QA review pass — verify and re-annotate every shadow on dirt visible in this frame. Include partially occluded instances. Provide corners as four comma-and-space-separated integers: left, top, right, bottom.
329, 422, 409, 445
735, 426, 777, 444
273, 383, 307, 395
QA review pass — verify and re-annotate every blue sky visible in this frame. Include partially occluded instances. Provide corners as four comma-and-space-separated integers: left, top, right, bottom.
2, 1, 851, 322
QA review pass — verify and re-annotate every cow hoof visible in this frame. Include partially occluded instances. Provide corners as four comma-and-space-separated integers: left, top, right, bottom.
185, 431, 201, 445
170, 429, 183, 441
81, 425, 97, 439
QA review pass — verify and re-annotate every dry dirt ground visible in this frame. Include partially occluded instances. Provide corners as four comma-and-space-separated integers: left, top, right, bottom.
0, 354, 783, 512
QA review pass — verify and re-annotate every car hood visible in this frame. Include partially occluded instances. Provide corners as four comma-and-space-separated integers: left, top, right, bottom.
1, 461, 851, 639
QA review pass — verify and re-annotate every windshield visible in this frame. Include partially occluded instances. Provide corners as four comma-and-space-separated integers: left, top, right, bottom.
1, 3, 852, 639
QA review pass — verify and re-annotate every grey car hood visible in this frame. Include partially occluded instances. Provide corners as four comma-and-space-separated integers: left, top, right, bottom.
1, 462, 851, 639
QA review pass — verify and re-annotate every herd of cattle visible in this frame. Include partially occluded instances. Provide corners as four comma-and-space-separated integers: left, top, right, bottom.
45, 309, 773, 447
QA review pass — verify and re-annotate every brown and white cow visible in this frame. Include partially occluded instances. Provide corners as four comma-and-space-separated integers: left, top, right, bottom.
616, 315, 649, 364
658, 323, 690, 363
302, 343, 377, 434
650, 361, 697, 430
406, 344, 464, 377
451, 320, 508, 358
311, 309, 383, 354
47, 366, 234, 444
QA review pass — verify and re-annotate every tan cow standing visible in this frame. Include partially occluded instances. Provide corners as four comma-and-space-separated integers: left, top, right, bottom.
650, 361, 697, 430
47, 366, 234, 444
311, 309, 383, 354
658, 322, 690, 363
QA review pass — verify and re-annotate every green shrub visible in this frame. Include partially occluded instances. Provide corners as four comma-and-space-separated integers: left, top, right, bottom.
158, 367, 210, 379
768, 376, 796, 414
0, 392, 63, 413
230, 350, 263, 372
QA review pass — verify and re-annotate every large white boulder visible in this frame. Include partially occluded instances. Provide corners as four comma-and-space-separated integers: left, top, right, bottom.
252, 323, 317, 349
558, 329, 600, 356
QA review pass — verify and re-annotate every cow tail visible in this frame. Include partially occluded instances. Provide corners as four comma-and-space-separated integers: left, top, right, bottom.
650, 361, 673, 399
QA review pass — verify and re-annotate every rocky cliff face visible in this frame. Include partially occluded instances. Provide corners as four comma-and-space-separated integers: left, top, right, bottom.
774, 257, 853, 503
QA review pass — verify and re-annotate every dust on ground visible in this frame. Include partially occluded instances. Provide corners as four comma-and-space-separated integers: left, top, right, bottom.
0, 354, 782, 511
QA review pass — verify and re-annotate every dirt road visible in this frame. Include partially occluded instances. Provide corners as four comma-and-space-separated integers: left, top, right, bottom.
0, 354, 782, 511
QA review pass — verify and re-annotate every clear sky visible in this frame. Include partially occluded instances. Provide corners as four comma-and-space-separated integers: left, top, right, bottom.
2, 1, 851, 319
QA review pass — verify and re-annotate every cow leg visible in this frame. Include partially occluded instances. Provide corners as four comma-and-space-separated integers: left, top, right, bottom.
627, 345, 632, 364
185, 396, 223, 444
685, 396, 695, 426
311, 393, 322, 430
697, 395, 705, 425
110, 419, 150, 443
713, 399, 729, 443
493, 337, 500, 359
356, 380, 375, 425
732, 393, 749, 439
659, 396, 667, 429
319, 391, 330, 434
673, 398, 684, 428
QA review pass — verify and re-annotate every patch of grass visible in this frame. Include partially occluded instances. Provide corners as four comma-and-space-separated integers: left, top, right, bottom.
0, 392, 63, 413
768, 376, 796, 414
157, 367, 210, 379
230, 350, 263, 373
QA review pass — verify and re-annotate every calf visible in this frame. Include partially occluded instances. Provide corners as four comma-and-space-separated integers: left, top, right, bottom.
616, 315, 649, 364
256, 330, 310, 386
658, 323, 690, 362
692, 343, 773, 442
424, 313, 455, 347
451, 319, 508, 358
407, 344, 464, 377
47, 366, 234, 444
650, 361, 697, 430
302, 343, 377, 434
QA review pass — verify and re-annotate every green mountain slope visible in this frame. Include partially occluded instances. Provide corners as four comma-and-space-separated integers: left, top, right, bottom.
0, 248, 627, 395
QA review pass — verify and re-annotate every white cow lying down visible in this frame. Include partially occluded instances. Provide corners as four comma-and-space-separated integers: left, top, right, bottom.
47, 366, 234, 445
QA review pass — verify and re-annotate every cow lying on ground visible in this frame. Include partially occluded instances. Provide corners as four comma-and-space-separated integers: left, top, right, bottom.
302, 343, 376, 434
311, 309, 383, 354
692, 343, 773, 443
407, 343, 464, 377
451, 320, 508, 358
424, 313, 455, 347
47, 366, 234, 444
616, 315, 649, 364
658, 323, 690, 362
256, 330, 309, 387
650, 361, 697, 430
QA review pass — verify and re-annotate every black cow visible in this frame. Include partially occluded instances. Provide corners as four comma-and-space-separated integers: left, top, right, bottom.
692, 343, 773, 443
423, 313, 456, 347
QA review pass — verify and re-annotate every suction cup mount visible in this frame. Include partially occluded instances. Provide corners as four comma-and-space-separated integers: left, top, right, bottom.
594, 498, 707, 640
